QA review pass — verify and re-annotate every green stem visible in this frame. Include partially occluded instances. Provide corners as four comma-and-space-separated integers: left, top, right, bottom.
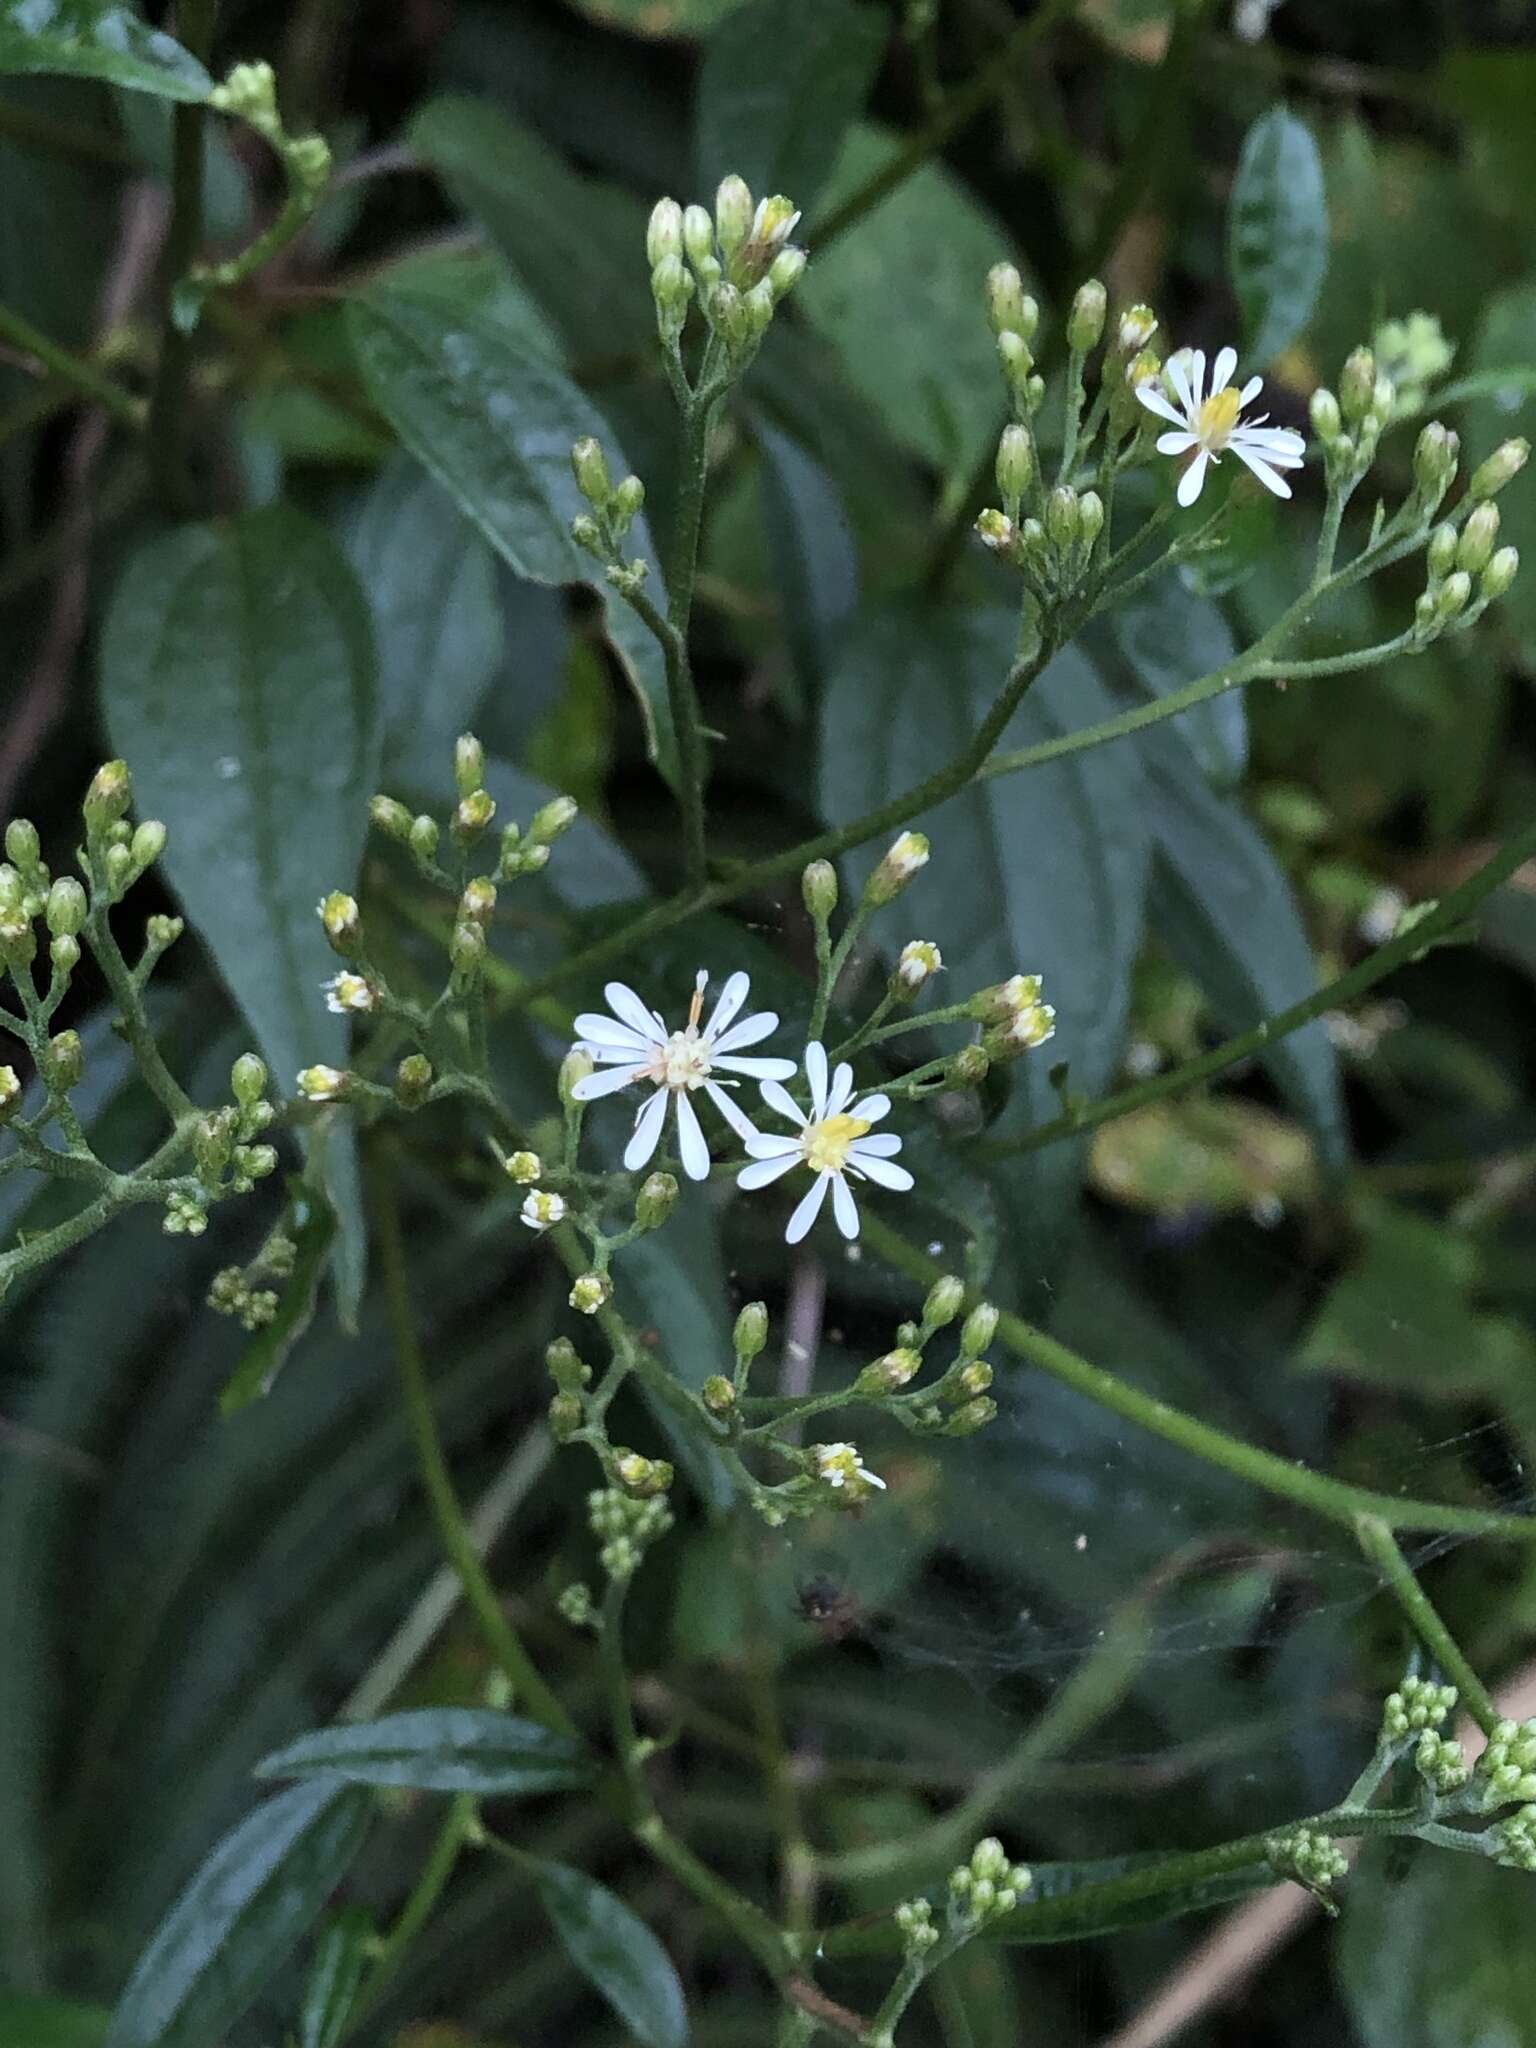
976, 816, 1536, 1159
342, 1794, 475, 2040
371, 1147, 577, 1738
858, 1212, 1536, 1543
1354, 1515, 1501, 1736
0, 1127, 193, 1301
146, 0, 218, 508
0, 303, 143, 429
85, 906, 196, 1125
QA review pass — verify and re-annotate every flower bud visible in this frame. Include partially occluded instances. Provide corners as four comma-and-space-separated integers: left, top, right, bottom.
570, 514, 603, 555
985, 262, 1031, 338
1435, 569, 1472, 619
615, 1447, 672, 1496
995, 424, 1033, 505
369, 794, 412, 841
47, 1030, 82, 1090
1371, 373, 1395, 422
945, 1395, 998, 1435
298, 1064, 349, 1104
646, 196, 683, 267
454, 732, 486, 798
4, 820, 39, 873
1458, 500, 1500, 574
146, 913, 183, 951
231, 1052, 267, 1106
50, 934, 79, 974
520, 1189, 566, 1231
104, 843, 133, 894
636, 1170, 679, 1230
1045, 486, 1078, 549
975, 508, 1017, 555
395, 1053, 433, 1108
996, 330, 1032, 387
734, 1299, 769, 1359
570, 436, 611, 506
449, 918, 486, 980
714, 174, 753, 256
866, 831, 929, 905
1309, 387, 1342, 442
960, 1301, 998, 1355
1482, 545, 1520, 599
0, 866, 19, 914
1077, 490, 1105, 548
505, 1149, 542, 1185
801, 859, 838, 921
768, 246, 806, 300
950, 1043, 990, 1086
1117, 304, 1157, 352
0, 1064, 21, 1123
855, 1347, 921, 1395
549, 1393, 583, 1441
1470, 437, 1530, 501
131, 820, 166, 870
45, 877, 86, 938
896, 939, 941, 993
317, 891, 361, 957
681, 205, 715, 273
83, 760, 131, 835
1426, 522, 1458, 579
1339, 346, 1376, 422
610, 477, 645, 531
956, 1359, 993, 1397
453, 789, 496, 840
1068, 278, 1107, 353
702, 1374, 736, 1416
457, 877, 496, 927
560, 1047, 595, 1103
1411, 419, 1456, 496
546, 1336, 588, 1390
650, 254, 694, 337
1024, 373, 1045, 414
923, 1275, 966, 1328
409, 814, 439, 862
1124, 349, 1161, 396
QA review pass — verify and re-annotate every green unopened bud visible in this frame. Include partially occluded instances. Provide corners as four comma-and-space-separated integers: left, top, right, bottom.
995, 424, 1033, 505
960, 1301, 998, 1355
1339, 346, 1376, 422
453, 789, 496, 840
549, 1392, 584, 1441
714, 174, 753, 255
1077, 490, 1105, 548
650, 254, 693, 337
1068, 278, 1107, 353
867, 832, 929, 905
47, 1029, 82, 1090
615, 1446, 672, 1496
708, 280, 752, 354
702, 1374, 736, 1416
317, 891, 361, 956
646, 196, 683, 267
460, 876, 497, 925
855, 1347, 922, 1396
734, 1299, 769, 1359
1412, 419, 1456, 495
408, 815, 439, 863
4, 819, 40, 872
0, 908, 35, 967
924, 1275, 965, 1328
1470, 437, 1529, 501
571, 436, 611, 506
104, 843, 132, 894
453, 732, 486, 798
1371, 373, 1395, 422
636, 1170, 679, 1230
231, 1052, 267, 1107
1045, 485, 1078, 549
505, 1149, 542, 1184
1310, 387, 1342, 442
560, 1047, 595, 1103
0, 866, 19, 914
945, 1395, 998, 1435
768, 246, 806, 300
1124, 349, 1161, 399
1458, 500, 1500, 573
0, 1064, 21, 1123
955, 1359, 994, 1398
681, 205, 715, 275
385, 1052, 429, 1108
996, 330, 1032, 388
743, 278, 775, 336
1117, 304, 1157, 353
950, 1043, 990, 1086
985, 262, 1031, 338
369, 794, 412, 842
44, 877, 86, 937
1435, 569, 1472, 619
1024, 373, 1045, 414
1427, 523, 1458, 579
146, 913, 183, 951
610, 477, 645, 532
1482, 545, 1519, 599
802, 860, 838, 921
49, 933, 79, 974
570, 514, 603, 555
545, 1335, 588, 1390
84, 761, 132, 837
449, 919, 486, 982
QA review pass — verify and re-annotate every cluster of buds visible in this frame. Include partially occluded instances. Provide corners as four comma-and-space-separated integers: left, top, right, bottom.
1265, 1826, 1349, 1899
557, 1581, 596, 1630
986, 263, 1043, 418
75, 762, 168, 909
646, 176, 805, 368
207, 1226, 295, 1333
1309, 344, 1396, 488
852, 1281, 999, 1438
179, 1053, 280, 1228
1474, 1717, 1536, 1811
1490, 1804, 1536, 1874
370, 734, 576, 903
568, 436, 649, 597
1381, 1674, 1457, 1743
948, 1837, 1031, 1926
1414, 1731, 1470, 1796
546, 1333, 592, 1443
589, 1478, 673, 1579
207, 60, 330, 209
893, 1896, 940, 1958
1412, 465, 1522, 647
1372, 312, 1455, 419
978, 475, 1104, 601
970, 972, 1057, 1063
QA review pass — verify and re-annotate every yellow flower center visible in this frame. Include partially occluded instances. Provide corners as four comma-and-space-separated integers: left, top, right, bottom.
1194, 387, 1242, 451
652, 1029, 712, 1091
803, 1113, 871, 1174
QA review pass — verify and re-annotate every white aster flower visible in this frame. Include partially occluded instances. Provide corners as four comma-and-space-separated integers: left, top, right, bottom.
297, 1064, 349, 1103
570, 970, 795, 1182
520, 1190, 567, 1231
737, 1040, 914, 1243
814, 1441, 886, 1493
1136, 346, 1305, 507
322, 971, 375, 1014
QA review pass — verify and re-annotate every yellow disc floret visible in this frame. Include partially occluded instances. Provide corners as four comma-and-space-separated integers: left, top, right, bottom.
1195, 385, 1242, 451
803, 1113, 872, 1174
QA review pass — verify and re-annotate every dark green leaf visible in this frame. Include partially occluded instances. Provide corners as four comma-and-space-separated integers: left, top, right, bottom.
219, 1184, 337, 1415
695, 0, 887, 215
1228, 106, 1327, 368
0, 0, 209, 99
996, 1852, 1272, 1943
103, 1783, 371, 2048
256, 1709, 592, 1794
1142, 729, 1346, 1163
99, 506, 379, 1317
615, 1196, 735, 1510
1465, 284, 1536, 664
530, 1856, 689, 2048
0, 1993, 108, 2047
756, 417, 858, 711
298, 1908, 373, 2048
1337, 1842, 1536, 2047
1109, 573, 1245, 787
346, 285, 678, 788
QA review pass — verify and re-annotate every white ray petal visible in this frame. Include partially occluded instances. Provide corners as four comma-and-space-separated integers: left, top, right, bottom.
744, 1132, 801, 1160
673, 1091, 711, 1181
785, 1172, 831, 1243
714, 1053, 799, 1080
1229, 441, 1294, 497
1177, 449, 1211, 507
1210, 345, 1237, 395
850, 1092, 891, 1123
711, 1010, 779, 1053
623, 1086, 669, 1169
583, 1043, 659, 1066
851, 1151, 914, 1191
604, 982, 660, 1038
827, 1061, 856, 1114
573, 1013, 652, 1050
831, 1173, 861, 1239
1156, 431, 1198, 455
804, 1042, 829, 1118
703, 970, 750, 1041
572, 1062, 648, 1100
1165, 353, 1194, 413
1234, 425, 1305, 460
1239, 375, 1263, 406
851, 1131, 902, 1157
1189, 349, 1207, 406
1136, 384, 1187, 428
759, 1078, 808, 1126
705, 1079, 759, 1143
738, 1151, 801, 1190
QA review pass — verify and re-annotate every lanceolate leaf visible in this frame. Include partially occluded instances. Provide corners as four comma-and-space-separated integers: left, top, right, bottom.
347, 285, 679, 788
530, 1857, 689, 2048
99, 506, 378, 1318
1228, 105, 1328, 369
255, 1710, 593, 1795
0, 0, 210, 100
103, 1784, 372, 2048
298, 1909, 373, 2048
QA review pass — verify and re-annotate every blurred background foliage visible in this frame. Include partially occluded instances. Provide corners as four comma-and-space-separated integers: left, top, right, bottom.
3, 0, 1536, 2043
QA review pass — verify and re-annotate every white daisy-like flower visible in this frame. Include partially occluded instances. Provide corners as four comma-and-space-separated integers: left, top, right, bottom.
814, 1442, 886, 1493
520, 1190, 566, 1231
1136, 346, 1305, 507
322, 971, 374, 1014
737, 1041, 914, 1243
570, 970, 795, 1182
